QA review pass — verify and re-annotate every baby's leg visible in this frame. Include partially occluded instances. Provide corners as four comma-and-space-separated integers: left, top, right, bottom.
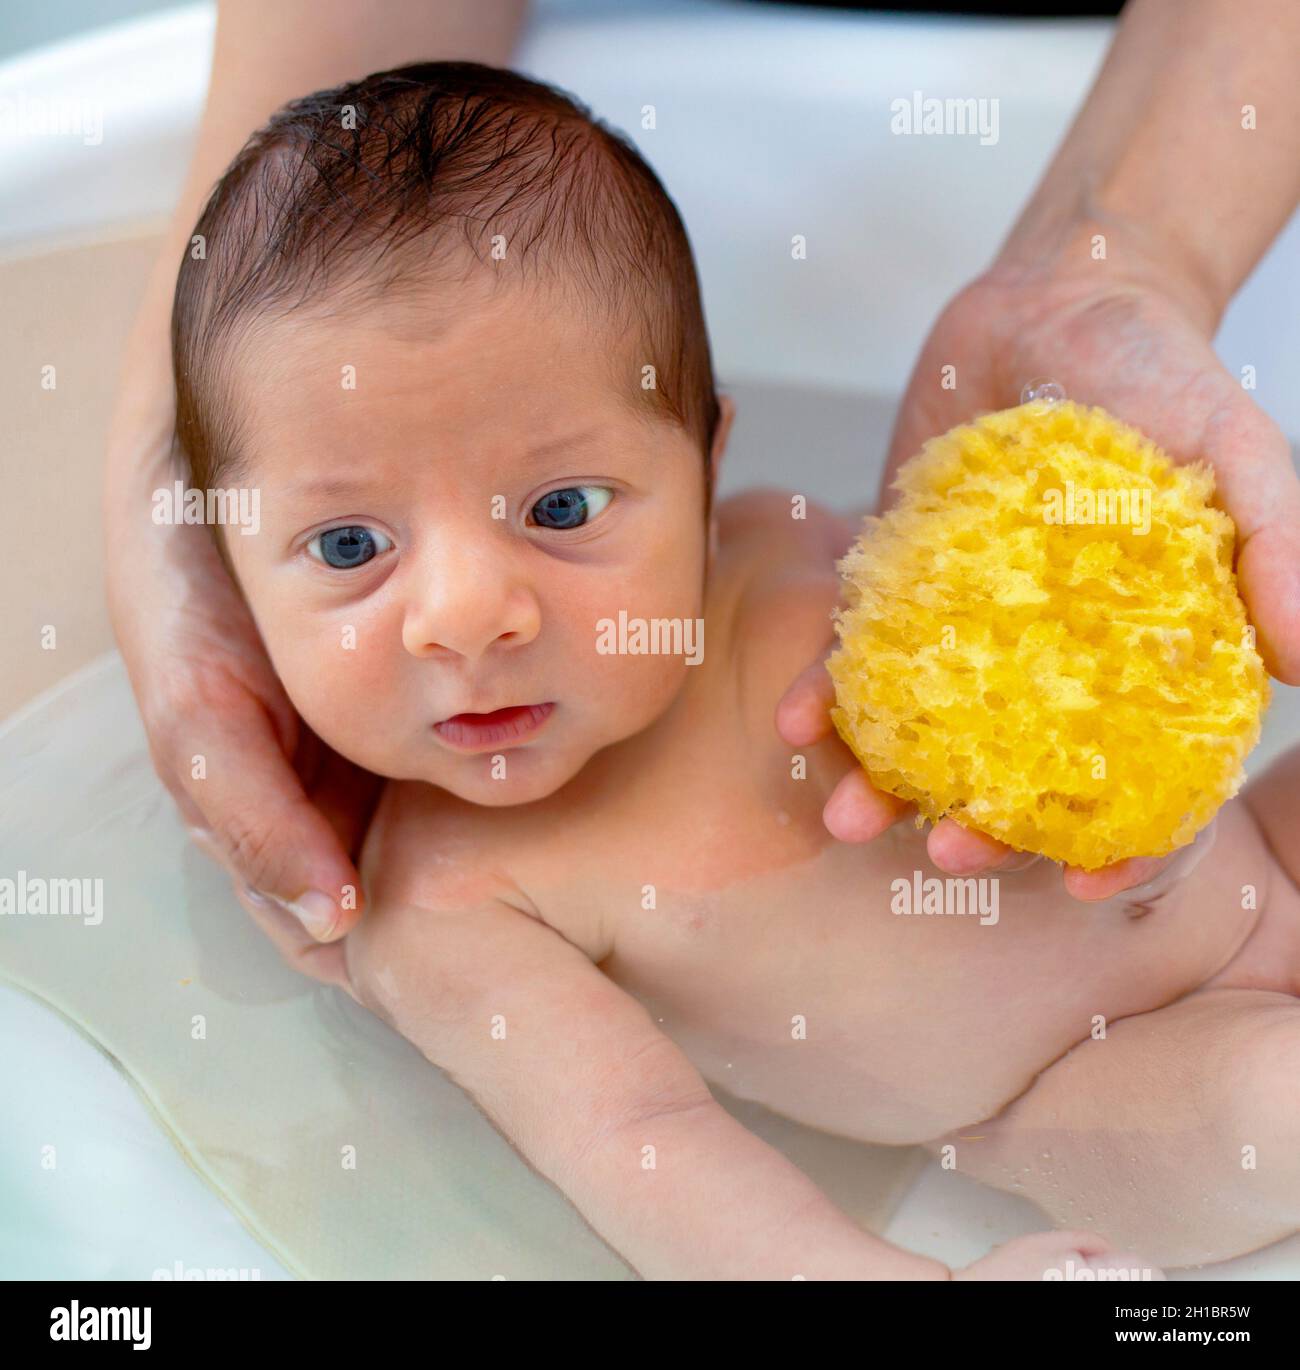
928, 987, 1300, 1268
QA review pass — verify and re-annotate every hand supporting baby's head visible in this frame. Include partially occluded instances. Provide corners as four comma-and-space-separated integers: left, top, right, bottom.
170, 62, 733, 805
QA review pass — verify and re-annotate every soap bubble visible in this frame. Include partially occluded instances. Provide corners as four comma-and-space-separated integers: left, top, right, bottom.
1020, 378, 1066, 405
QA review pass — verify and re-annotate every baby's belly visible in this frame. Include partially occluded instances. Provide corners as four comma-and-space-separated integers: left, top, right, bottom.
598, 803, 1263, 1145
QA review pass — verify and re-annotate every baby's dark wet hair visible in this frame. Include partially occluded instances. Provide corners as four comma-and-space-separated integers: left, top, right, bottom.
171, 61, 721, 507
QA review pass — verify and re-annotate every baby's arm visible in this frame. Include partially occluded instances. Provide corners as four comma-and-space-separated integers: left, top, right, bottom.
344, 893, 949, 1281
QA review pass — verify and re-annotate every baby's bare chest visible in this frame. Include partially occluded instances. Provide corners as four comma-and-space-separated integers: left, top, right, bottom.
504, 780, 1250, 1141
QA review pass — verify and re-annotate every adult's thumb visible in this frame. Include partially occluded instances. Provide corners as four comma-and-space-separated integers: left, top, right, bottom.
178, 711, 360, 941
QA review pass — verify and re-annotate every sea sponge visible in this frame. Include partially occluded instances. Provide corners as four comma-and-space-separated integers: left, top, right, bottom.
827, 399, 1269, 870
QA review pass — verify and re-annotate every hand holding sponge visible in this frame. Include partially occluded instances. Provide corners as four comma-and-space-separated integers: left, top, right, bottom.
827, 398, 1269, 871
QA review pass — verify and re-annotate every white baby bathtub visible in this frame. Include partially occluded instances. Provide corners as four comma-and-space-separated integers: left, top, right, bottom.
2, 0, 1298, 1281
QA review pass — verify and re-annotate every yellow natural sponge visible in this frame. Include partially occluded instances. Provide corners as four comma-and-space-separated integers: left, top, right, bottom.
827, 399, 1269, 870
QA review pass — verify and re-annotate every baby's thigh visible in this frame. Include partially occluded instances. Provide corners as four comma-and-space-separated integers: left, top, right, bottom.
924, 987, 1300, 1267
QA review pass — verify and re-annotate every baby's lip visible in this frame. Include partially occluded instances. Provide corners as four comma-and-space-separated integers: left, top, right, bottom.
432, 702, 555, 752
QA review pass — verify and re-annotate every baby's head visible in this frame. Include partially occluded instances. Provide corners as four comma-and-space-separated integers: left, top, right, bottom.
172, 62, 733, 805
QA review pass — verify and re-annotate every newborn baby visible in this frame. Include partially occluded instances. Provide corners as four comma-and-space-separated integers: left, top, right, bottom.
171, 62, 1300, 1279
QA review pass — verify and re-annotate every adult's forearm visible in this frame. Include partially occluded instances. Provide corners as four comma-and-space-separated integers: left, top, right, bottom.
993, 0, 1300, 328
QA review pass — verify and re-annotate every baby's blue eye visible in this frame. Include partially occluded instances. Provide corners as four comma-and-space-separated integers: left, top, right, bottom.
308, 526, 392, 569
530, 485, 613, 530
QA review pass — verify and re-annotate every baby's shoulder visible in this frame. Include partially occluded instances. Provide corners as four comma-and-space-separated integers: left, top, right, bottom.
716, 486, 852, 565
714, 488, 850, 734
358, 779, 535, 918
715, 487, 851, 628
359, 778, 615, 963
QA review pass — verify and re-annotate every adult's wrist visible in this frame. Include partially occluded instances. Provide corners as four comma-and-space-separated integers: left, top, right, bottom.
985, 198, 1227, 343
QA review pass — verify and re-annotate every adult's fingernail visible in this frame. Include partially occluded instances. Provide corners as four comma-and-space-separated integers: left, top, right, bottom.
1118, 858, 1172, 897
239, 885, 338, 940
1125, 819, 1219, 897
187, 826, 221, 859
288, 890, 339, 940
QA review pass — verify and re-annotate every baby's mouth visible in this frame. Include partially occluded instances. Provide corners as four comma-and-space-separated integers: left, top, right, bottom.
432, 702, 555, 752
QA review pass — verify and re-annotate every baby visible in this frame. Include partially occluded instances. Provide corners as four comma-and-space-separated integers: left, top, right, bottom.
171, 62, 1300, 1279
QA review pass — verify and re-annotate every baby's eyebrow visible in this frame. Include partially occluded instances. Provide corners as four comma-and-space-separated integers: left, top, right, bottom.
282, 476, 376, 502
282, 428, 612, 500
520, 426, 608, 464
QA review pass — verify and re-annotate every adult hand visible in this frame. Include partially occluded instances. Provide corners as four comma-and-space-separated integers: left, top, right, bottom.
778, 246, 1300, 900
108, 500, 382, 964
783, 0, 1300, 900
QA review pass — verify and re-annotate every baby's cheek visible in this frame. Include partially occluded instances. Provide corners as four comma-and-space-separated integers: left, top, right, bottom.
611, 649, 691, 715
274, 626, 404, 768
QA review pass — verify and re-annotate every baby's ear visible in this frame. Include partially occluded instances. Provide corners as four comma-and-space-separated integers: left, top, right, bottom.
710, 393, 736, 485
705, 395, 736, 573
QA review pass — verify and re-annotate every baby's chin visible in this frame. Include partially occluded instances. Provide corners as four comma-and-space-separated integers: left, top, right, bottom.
427, 762, 574, 806
382, 741, 591, 807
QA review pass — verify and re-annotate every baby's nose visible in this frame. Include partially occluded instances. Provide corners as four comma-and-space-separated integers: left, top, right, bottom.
400, 552, 541, 662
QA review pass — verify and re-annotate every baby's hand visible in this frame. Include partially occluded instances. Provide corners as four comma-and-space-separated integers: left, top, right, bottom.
953, 1230, 1165, 1282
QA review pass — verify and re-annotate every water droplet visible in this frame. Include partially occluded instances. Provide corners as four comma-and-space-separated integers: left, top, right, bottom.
1021, 378, 1066, 406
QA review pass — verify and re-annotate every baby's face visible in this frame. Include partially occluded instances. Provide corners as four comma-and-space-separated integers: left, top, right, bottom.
223, 282, 721, 805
